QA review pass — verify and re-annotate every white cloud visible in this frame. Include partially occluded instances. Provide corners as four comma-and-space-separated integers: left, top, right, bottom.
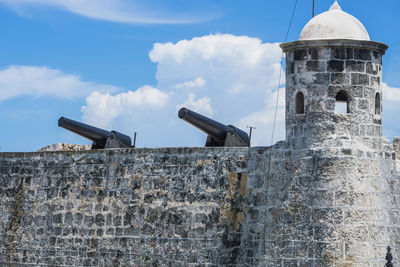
381, 82, 400, 139
81, 85, 169, 129
177, 93, 213, 116
383, 82, 400, 102
149, 34, 283, 97
0, 0, 214, 24
148, 34, 284, 146
175, 77, 206, 89
0, 65, 118, 101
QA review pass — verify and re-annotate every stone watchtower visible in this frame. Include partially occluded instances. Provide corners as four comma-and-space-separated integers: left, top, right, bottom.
271, 1, 399, 265
281, 1, 388, 150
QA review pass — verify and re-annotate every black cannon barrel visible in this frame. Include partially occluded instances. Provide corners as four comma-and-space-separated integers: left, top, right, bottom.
58, 117, 132, 148
58, 117, 111, 147
178, 108, 230, 140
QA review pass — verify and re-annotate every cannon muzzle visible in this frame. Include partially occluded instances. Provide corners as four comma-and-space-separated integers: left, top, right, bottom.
58, 117, 132, 149
178, 107, 250, 147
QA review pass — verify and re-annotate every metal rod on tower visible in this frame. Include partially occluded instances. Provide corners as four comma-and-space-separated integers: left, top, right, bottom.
246, 126, 256, 147
133, 132, 137, 148
312, 0, 315, 17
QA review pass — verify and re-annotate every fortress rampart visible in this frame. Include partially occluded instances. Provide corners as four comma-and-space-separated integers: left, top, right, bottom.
1, 141, 400, 266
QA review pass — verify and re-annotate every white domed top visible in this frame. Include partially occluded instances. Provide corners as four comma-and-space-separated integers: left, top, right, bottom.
299, 1, 370, 41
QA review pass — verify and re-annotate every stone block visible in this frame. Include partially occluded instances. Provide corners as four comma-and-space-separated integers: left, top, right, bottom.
95, 214, 105, 227
357, 99, 369, 110
328, 60, 344, 72
294, 49, 308, 60
354, 49, 371, 60
331, 48, 346, 59
351, 73, 369, 86
296, 61, 307, 73
367, 125, 375, 136
346, 61, 365, 72
331, 73, 350, 85
350, 86, 363, 97
366, 62, 379, 75
308, 48, 320, 60
293, 137, 307, 149
313, 73, 330, 85
307, 60, 326, 72
346, 48, 354, 60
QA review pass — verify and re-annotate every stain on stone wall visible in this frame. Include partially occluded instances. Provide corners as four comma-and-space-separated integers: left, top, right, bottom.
6, 178, 24, 267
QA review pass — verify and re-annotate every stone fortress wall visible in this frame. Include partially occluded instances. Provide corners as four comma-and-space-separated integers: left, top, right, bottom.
0, 147, 276, 266
1, 140, 400, 266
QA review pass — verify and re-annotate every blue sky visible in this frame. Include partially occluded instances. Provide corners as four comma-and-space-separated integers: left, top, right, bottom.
1, 0, 400, 151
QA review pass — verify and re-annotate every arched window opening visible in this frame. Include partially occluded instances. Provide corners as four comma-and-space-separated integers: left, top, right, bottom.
335, 91, 349, 113
375, 92, 381, 115
295, 92, 305, 114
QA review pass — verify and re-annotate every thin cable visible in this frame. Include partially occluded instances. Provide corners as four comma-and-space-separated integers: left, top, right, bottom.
269, 0, 298, 148
262, 0, 298, 254
284, 0, 299, 43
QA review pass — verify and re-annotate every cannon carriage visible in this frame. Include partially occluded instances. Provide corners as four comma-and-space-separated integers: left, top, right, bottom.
178, 107, 250, 147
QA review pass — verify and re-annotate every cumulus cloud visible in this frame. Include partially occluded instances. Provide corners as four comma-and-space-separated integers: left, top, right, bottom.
383, 82, 400, 102
175, 77, 206, 89
0, 0, 215, 24
82, 85, 169, 129
81, 34, 284, 147
381, 82, 400, 139
149, 34, 284, 146
0, 65, 118, 101
177, 93, 213, 116
150, 34, 283, 96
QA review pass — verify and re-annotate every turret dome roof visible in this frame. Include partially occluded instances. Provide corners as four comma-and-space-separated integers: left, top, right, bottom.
299, 1, 370, 41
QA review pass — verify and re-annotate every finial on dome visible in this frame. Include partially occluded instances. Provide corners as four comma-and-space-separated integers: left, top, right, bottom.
329, 1, 342, 11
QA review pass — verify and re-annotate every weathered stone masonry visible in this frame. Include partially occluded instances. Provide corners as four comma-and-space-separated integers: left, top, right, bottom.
0, 147, 272, 266
1, 142, 400, 266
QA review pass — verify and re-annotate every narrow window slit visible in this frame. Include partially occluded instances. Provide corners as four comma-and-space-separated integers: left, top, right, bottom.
296, 92, 305, 114
375, 92, 381, 115
335, 91, 349, 113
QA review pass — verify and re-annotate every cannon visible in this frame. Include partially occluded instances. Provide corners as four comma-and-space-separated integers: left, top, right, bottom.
58, 117, 132, 149
178, 107, 250, 147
